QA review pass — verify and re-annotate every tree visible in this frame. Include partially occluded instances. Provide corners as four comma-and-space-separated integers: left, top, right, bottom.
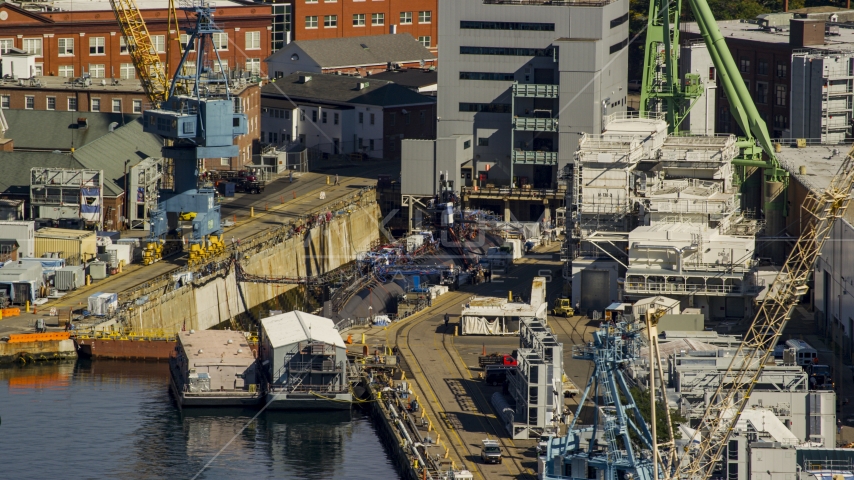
628, 386, 687, 445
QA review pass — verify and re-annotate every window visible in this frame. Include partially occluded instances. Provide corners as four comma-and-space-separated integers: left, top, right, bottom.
420, 110, 425, 124
478, 137, 489, 146
609, 38, 628, 54
300, 109, 305, 121
91, 98, 101, 112
369, 139, 375, 151
68, 97, 77, 111
58, 65, 74, 78
58, 38, 74, 55
246, 58, 261, 75
460, 72, 514, 81
312, 110, 317, 122
89, 37, 105, 55
133, 100, 142, 113
183, 61, 197, 76
112, 99, 122, 112
0, 95, 8, 109
245, 31, 260, 50
755, 82, 768, 104
728, 441, 738, 460
460, 21, 554, 31
359, 112, 364, 124
221, 158, 230, 166
372, 13, 384, 26
777, 63, 788, 78
418, 11, 431, 23
610, 12, 629, 28
389, 113, 395, 126
739, 58, 750, 74
333, 112, 339, 125
151, 35, 165, 54
25, 96, 34, 109
757, 59, 768, 76
459, 102, 511, 113
464, 140, 471, 149
215, 59, 228, 74
23, 38, 42, 56
180, 34, 195, 52
460, 46, 553, 57
353, 14, 365, 26
0, 39, 12, 54
369, 113, 375, 125
400, 12, 412, 24
47, 97, 56, 110
119, 63, 135, 79
34, 64, 43, 76
306, 0, 317, 2
418, 36, 431, 47
120, 37, 128, 54
89, 64, 105, 78
213, 33, 228, 50
324, 15, 337, 27
322, 111, 327, 123
305, 16, 318, 28
774, 114, 788, 129
775, 84, 787, 106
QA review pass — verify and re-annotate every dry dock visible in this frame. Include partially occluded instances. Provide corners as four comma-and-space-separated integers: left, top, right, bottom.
344, 245, 596, 480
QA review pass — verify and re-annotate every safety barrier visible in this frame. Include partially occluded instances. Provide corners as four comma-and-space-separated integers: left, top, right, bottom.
7, 332, 71, 343
1, 308, 21, 318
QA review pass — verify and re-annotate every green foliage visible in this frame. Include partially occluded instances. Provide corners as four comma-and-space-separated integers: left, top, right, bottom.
629, 386, 687, 444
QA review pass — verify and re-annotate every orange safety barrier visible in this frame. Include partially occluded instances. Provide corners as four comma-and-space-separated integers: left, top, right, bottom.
7, 332, 71, 343
2, 308, 21, 317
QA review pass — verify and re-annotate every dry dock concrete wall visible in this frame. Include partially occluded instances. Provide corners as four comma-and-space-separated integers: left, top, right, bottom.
129, 202, 380, 333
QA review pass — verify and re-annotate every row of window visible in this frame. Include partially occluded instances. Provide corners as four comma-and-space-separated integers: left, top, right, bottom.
459, 46, 553, 57
738, 58, 788, 78
305, 11, 430, 28
48, 58, 261, 79
3, 94, 142, 113
723, 80, 788, 106
459, 102, 511, 114
609, 38, 628, 55
460, 21, 554, 31
1, 31, 261, 57
263, 108, 425, 126
459, 71, 515, 81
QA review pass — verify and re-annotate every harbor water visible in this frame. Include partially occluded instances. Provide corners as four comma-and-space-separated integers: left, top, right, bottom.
0, 360, 399, 479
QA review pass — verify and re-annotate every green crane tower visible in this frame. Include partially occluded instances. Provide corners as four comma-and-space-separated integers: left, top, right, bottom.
639, 0, 789, 261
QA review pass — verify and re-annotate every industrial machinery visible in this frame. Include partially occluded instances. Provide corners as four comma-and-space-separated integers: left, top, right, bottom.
551, 297, 574, 317
111, 0, 246, 265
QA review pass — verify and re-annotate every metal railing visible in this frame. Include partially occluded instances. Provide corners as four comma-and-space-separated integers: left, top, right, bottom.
512, 150, 558, 164
623, 282, 741, 294
512, 117, 558, 132
512, 83, 559, 98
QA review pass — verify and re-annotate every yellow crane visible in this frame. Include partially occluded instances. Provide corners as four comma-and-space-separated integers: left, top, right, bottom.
644, 145, 854, 479
108, 0, 181, 107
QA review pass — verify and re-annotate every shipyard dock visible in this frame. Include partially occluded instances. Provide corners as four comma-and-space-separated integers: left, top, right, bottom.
344, 243, 597, 479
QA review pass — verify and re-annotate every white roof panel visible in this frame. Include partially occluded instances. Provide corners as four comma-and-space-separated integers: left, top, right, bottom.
261, 310, 345, 349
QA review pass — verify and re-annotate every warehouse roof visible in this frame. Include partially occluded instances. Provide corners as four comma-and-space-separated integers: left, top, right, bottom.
261, 310, 344, 349
4, 110, 142, 151
0, 151, 82, 196
267, 34, 433, 69
262, 72, 435, 107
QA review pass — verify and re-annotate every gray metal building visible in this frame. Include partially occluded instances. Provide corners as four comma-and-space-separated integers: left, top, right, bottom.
402, 0, 629, 222
790, 50, 854, 144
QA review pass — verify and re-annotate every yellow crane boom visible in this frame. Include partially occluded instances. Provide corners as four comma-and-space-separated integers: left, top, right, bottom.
108, 0, 172, 107
673, 146, 854, 479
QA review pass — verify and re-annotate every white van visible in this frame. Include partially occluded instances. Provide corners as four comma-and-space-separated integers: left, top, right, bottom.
784, 339, 818, 366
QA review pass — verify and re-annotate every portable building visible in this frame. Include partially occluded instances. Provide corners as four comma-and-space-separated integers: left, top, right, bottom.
0, 221, 35, 258
35, 228, 97, 266
105, 244, 132, 267
55, 265, 85, 291
87, 292, 118, 316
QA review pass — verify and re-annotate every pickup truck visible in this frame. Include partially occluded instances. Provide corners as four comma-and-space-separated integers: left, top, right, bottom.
480, 439, 502, 464
234, 178, 265, 194
478, 353, 518, 369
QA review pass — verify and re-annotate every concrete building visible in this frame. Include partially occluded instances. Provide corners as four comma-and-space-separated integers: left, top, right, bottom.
260, 72, 436, 160
265, 33, 436, 78
289, 0, 437, 52
401, 0, 629, 223
0, 0, 273, 80
258, 310, 351, 409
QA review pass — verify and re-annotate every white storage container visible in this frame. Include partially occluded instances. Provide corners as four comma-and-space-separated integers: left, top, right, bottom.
87, 292, 118, 316
89, 261, 107, 280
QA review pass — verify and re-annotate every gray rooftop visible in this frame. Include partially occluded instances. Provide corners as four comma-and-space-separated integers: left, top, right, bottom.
775, 144, 848, 194
683, 19, 854, 50
262, 72, 435, 107
4, 110, 141, 151
0, 151, 83, 196
268, 34, 434, 68
367, 68, 438, 88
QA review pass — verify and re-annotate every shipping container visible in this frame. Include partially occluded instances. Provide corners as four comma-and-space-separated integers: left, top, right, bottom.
89, 261, 107, 280
217, 181, 236, 197
105, 244, 132, 267
0, 221, 35, 258
35, 228, 97, 266
55, 265, 85, 291
88, 292, 118, 316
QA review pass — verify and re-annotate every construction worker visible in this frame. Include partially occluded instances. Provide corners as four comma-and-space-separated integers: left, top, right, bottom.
444, 313, 450, 329
334, 174, 340, 186
289, 170, 293, 183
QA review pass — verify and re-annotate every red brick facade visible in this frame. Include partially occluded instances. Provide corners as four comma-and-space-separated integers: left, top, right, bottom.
293, 0, 437, 52
0, 2, 273, 80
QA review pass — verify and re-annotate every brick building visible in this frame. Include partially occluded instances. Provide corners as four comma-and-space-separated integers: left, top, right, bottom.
0, 0, 273, 80
291, 0, 436, 52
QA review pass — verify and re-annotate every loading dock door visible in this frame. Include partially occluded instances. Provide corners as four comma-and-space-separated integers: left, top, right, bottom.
725, 297, 744, 318
580, 270, 610, 313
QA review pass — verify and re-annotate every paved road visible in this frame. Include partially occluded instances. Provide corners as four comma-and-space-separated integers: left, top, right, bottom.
0, 162, 396, 336
346, 243, 595, 480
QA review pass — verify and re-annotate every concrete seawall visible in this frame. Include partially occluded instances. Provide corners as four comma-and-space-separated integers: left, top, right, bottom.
126, 201, 381, 333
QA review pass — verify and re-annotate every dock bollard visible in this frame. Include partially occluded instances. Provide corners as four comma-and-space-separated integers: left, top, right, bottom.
250, 206, 255, 217
293, 191, 296, 199
26, 301, 30, 313
361, 333, 366, 344
326, 176, 330, 185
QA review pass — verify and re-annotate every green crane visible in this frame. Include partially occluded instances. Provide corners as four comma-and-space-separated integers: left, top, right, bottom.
640, 0, 789, 252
